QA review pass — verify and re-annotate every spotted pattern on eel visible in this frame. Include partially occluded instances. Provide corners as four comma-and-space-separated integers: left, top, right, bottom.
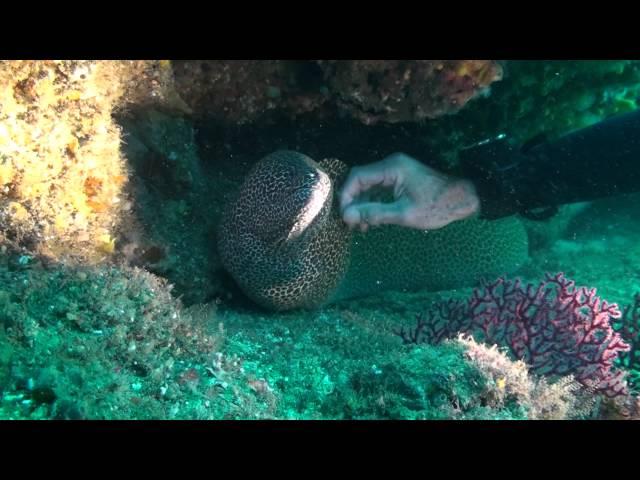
218, 151, 352, 311
218, 151, 528, 311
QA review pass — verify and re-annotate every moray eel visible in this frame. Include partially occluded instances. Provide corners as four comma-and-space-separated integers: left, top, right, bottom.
218, 151, 529, 311
218, 151, 352, 311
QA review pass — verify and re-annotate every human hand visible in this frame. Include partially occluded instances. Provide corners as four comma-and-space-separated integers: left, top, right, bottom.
339, 152, 480, 232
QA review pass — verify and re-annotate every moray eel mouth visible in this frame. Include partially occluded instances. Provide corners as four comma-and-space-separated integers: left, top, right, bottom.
280, 160, 332, 246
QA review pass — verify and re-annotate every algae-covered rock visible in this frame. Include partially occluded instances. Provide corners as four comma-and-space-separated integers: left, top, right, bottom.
0, 258, 270, 420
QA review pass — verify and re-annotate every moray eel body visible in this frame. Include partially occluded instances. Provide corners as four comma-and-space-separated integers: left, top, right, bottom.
218, 151, 529, 311
334, 217, 528, 302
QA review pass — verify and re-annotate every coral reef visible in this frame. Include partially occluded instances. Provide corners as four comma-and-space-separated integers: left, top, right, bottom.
319, 60, 503, 125
218, 305, 593, 420
0, 60, 190, 265
500, 61, 640, 139
2, 60, 640, 420
328, 341, 518, 420
599, 393, 640, 420
395, 273, 631, 398
0, 60, 129, 263
0, 253, 567, 420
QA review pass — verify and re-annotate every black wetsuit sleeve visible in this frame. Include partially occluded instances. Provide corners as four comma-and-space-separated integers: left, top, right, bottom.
457, 109, 640, 220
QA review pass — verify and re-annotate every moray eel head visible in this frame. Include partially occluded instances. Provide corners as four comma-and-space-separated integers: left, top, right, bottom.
266, 153, 332, 247
218, 151, 351, 311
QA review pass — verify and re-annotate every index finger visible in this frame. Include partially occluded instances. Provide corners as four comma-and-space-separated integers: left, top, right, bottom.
339, 161, 399, 212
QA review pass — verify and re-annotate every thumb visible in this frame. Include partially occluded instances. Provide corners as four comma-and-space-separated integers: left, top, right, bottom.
342, 200, 410, 229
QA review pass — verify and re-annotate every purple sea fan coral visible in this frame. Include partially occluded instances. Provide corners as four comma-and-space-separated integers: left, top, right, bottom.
469, 273, 629, 397
396, 273, 630, 398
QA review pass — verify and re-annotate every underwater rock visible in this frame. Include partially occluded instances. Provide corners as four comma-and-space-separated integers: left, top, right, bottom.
421, 60, 640, 165
0, 60, 131, 263
172, 60, 330, 124
0, 60, 194, 264
171, 60, 502, 126
319, 60, 503, 125
0, 260, 272, 420
457, 336, 593, 420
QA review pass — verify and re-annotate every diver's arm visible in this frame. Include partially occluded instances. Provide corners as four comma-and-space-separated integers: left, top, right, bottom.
339, 109, 640, 230
458, 108, 640, 220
